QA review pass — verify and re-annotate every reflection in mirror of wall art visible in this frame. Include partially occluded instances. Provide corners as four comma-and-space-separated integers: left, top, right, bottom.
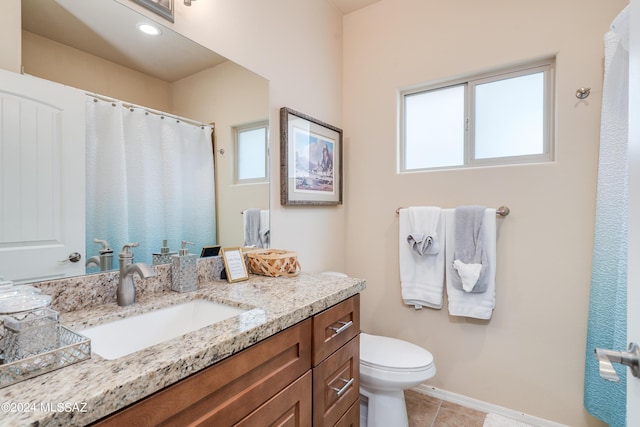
131, 0, 174, 23
280, 108, 343, 206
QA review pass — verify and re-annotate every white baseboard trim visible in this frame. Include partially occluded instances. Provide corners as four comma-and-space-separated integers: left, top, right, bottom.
412, 384, 570, 427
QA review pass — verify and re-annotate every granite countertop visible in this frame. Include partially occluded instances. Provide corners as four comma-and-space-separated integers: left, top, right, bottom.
1, 272, 365, 426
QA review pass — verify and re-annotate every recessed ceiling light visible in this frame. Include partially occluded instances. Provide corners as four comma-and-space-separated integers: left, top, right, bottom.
137, 23, 161, 36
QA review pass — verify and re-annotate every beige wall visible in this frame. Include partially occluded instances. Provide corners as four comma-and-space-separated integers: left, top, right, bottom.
343, 0, 626, 426
0, 0, 21, 73
22, 31, 172, 112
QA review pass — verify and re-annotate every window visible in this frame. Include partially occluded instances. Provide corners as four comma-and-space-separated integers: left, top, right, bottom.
400, 59, 554, 171
234, 121, 269, 183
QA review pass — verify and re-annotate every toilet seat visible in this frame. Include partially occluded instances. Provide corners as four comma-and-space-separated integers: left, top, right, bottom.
360, 333, 434, 372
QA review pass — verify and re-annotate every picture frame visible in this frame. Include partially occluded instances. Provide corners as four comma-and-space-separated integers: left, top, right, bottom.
200, 245, 221, 258
280, 107, 343, 206
220, 247, 249, 283
131, 0, 174, 23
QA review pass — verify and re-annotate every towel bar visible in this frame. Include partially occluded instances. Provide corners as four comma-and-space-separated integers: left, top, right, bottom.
395, 205, 510, 216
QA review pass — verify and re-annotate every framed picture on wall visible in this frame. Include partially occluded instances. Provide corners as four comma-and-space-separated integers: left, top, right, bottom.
280, 107, 343, 206
131, 0, 174, 23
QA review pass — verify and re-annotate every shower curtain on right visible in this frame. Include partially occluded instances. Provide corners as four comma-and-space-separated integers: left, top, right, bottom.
584, 5, 629, 427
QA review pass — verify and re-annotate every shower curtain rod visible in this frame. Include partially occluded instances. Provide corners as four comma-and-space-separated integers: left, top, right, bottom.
87, 92, 214, 129
395, 205, 510, 216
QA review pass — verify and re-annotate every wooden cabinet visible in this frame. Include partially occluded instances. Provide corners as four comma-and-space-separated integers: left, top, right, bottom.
92, 318, 312, 426
335, 402, 360, 427
312, 294, 360, 366
237, 371, 312, 427
312, 294, 360, 427
91, 294, 360, 427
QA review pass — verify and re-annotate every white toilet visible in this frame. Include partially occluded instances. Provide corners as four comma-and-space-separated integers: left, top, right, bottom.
359, 333, 436, 427
320, 272, 436, 427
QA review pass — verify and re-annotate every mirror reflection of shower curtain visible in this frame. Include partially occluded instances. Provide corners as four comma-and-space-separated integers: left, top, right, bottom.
85, 97, 216, 269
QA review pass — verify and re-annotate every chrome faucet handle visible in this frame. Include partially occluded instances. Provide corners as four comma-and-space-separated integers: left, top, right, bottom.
594, 342, 640, 382
120, 242, 140, 257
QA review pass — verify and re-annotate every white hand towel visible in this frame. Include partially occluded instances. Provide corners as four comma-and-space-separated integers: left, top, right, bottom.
452, 260, 483, 292
445, 208, 497, 319
399, 207, 445, 309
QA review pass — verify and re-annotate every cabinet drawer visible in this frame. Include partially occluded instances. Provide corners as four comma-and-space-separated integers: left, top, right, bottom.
235, 371, 312, 427
312, 294, 359, 366
312, 335, 359, 427
93, 318, 312, 427
334, 400, 360, 427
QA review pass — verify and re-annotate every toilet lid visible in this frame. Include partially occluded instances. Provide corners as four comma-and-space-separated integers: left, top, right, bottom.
360, 333, 434, 371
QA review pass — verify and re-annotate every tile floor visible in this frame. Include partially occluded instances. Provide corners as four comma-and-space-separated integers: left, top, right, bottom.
405, 389, 488, 427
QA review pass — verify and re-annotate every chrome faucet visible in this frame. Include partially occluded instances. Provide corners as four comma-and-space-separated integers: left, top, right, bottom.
117, 243, 156, 306
85, 238, 114, 272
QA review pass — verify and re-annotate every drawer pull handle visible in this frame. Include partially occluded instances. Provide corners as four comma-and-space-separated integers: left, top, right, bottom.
329, 320, 353, 336
330, 377, 355, 397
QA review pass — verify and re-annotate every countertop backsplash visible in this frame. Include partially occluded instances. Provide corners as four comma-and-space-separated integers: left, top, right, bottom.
33, 256, 226, 313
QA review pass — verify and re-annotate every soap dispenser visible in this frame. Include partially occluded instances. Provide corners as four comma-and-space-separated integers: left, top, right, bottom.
171, 241, 197, 292
153, 239, 177, 265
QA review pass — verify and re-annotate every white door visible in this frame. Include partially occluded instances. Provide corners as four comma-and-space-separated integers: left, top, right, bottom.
628, 0, 640, 424
0, 70, 85, 284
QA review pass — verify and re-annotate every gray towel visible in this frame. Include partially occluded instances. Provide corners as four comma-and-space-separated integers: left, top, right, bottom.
452, 206, 489, 293
407, 233, 439, 256
243, 208, 262, 247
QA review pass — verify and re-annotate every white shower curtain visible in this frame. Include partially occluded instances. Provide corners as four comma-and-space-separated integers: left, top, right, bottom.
584, 5, 629, 427
85, 97, 216, 268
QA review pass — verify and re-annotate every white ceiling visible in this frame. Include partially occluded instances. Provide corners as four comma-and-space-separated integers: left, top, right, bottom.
21, 0, 383, 83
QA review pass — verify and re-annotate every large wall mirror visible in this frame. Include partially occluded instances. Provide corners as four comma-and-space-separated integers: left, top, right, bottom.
2, 0, 269, 284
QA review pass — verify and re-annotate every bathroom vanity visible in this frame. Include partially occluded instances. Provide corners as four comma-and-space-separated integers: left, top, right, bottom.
1, 272, 364, 426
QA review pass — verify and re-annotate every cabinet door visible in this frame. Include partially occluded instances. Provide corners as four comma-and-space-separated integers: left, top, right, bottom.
93, 319, 311, 426
312, 336, 360, 427
312, 295, 360, 366
334, 401, 360, 427
235, 371, 312, 427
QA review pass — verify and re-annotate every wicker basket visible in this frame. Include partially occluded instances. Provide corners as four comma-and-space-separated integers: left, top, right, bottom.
246, 249, 301, 277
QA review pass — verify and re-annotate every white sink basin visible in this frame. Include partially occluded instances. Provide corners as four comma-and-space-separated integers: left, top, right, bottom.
79, 299, 247, 360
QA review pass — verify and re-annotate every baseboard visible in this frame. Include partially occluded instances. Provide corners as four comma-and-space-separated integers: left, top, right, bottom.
412, 384, 570, 427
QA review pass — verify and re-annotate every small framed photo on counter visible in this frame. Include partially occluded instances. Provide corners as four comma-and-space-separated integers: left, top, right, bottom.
201, 245, 221, 258
220, 247, 249, 283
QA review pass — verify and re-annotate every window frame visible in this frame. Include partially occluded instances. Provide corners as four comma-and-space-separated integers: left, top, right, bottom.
233, 120, 269, 185
399, 59, 555, 172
